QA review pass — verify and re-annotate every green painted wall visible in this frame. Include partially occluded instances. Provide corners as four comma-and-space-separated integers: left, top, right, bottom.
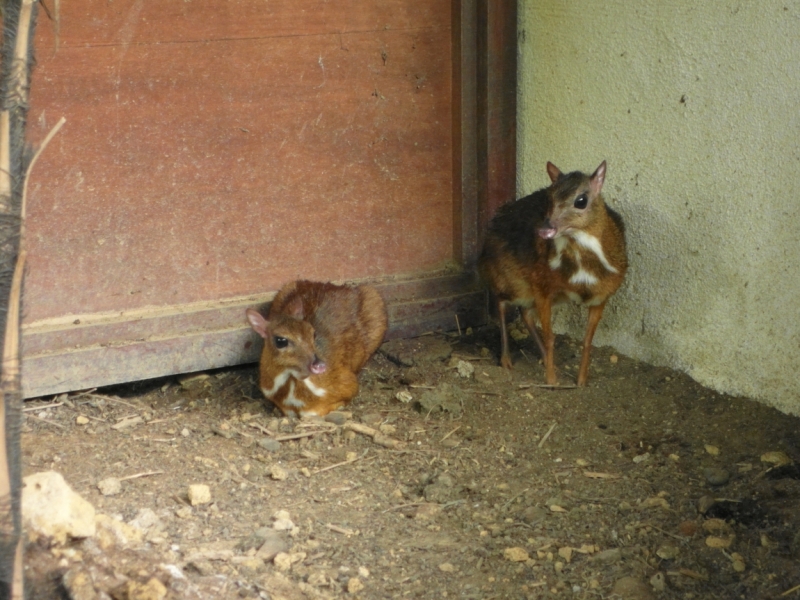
518, 1, 800, 414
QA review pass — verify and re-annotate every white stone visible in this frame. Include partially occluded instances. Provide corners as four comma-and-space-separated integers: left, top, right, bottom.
22, 471, 96, 543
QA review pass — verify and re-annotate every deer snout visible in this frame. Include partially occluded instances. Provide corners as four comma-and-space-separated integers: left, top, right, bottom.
310, 358, 327, 375
537, 219, 558, 240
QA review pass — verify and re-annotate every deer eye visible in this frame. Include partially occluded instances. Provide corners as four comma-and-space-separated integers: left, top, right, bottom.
573, 194, 588, 209
274, 336, 289, 349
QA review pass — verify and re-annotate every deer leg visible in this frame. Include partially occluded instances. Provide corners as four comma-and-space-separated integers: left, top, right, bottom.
498, 300, 514, 369
536, 297, 557, 385
577, 302, 606, 386
519, 306, 546, 359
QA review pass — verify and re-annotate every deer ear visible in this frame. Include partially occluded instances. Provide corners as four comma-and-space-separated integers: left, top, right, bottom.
590, 161, 606, 195
546, 162, 562, 183
286, 296, 305, 319
246, 308, 269, 339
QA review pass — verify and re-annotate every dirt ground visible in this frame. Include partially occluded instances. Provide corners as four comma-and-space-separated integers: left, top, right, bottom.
19, 323, 800, 600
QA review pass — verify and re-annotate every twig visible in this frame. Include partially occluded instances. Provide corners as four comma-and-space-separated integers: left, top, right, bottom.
538, 422, 557, 448
343, 421, 406, 449
87, 394, 140, 409
22, 402, 63, 412
312, 454, 370, 475
324, 523, 356, 536
501, 487, 530, 511
781, 583, 800, 597
119, 471, 164, 482
382, 502, 424, 513
455, 314, 462, 337
21, 117, 66, 223
440, 426, 460, 442
69, 388, 98, 400
520, 349, 533, 363
648, 524, 690, 542
274, 427, 335, 442
26, 414, 65, 429
409, 385, 436, 390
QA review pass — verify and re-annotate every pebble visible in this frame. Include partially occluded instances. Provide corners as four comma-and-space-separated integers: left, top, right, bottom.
612, 576, 655, 600
272, 510, 295, 531
270, 465, 289, 481
22, 471, 96, 543
97, 477, 121, 496
703, 467, 730, 486
656, 544, 679, 560
456, 360, 475, 378
519, 506, 548, 525
258, 437, 282, 452
438, 562, 455, 572
503, 547, 529, 562
591, 548, 622, 564
75, 416, 89, 426
649, 572, 666, 592
347, 577, 364, 594
324, 411, 349, 426
704, 444, 720, 456
255, 532, 288, 561
187, 485, 211, 506
697, 495, 716, 514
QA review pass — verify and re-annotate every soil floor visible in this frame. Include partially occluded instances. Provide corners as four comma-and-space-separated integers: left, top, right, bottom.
19, 324, 800, 599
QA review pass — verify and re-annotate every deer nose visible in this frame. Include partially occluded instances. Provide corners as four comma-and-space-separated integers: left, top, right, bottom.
537, 219, 557, 239
310, 358, 327, 375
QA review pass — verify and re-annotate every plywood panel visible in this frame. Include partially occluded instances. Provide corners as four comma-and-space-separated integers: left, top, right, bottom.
26, 0, 453, 322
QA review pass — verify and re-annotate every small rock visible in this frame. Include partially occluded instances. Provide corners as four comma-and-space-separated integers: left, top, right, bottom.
697, 495, 716, 514
703, 467, 730, 486
22, 471, 96, 543
395, 390, 413, 403
358, 566, 370, 579
75, 416, 90, 426
97, 477, 121, 496
519, 506, 548, 525
730, 552, 746, 572
656, 544, 679, 560
347, 577, 364, 594
255, 531, 288, 561
761, 451, 792, 467
438, 562, 455, 572
640, 496, 669, 510
649, 572, 666, 592
610, 354, 619, 364
270, 465, 289, 481
503, 547, 529, 562
187, 484, 211, 506
456, 360, 475, 378
273, 552, 293, 571
258, 437, 282, 452
324, 411, 348, 426
272, 510, 295, 531
62, 568, 98, 600
612, 576, 656, 600
705, 535, 734, 549
591, 548, 622, 564
632, 452, 650, 464
558, 546, 573, 563
94, 514, 143, 549
704, 444, 720, 456
124, 577, 167, 600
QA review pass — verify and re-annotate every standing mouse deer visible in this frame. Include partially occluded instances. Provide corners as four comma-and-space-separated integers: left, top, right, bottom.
246, 280, 388, 417
479, 160, 627, 386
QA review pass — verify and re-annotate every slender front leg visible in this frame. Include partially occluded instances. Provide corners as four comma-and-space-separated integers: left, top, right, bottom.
520, 306, 546, 359
536, 297, 556, 385
498, 300, 513, 369
577, 302, 606, 386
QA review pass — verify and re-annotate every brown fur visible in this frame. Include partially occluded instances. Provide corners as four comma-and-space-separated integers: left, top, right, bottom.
246, 280, 388, 416
478, 161, 627, 386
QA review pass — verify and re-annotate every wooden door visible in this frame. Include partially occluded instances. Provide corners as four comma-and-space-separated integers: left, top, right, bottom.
22, 0, 516, 398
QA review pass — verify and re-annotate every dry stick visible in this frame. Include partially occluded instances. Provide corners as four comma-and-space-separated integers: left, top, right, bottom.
21, 401, 63, 412
781, 583, 800, 597
440, 425, 460, 442
312, 454, 370, 475
537, 422, 557, 448
274, 428, 335, 442
324, 523, 355, 536
25, 413, 65, 429
455, 314, 462, 337
534, 384, 578, 390
118, 470, 164, 482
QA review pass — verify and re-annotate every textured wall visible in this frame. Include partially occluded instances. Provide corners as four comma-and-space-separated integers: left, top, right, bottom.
518, 1, 800, 414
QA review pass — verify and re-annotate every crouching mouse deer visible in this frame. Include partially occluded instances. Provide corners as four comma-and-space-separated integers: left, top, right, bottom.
246, 280, 388, 417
